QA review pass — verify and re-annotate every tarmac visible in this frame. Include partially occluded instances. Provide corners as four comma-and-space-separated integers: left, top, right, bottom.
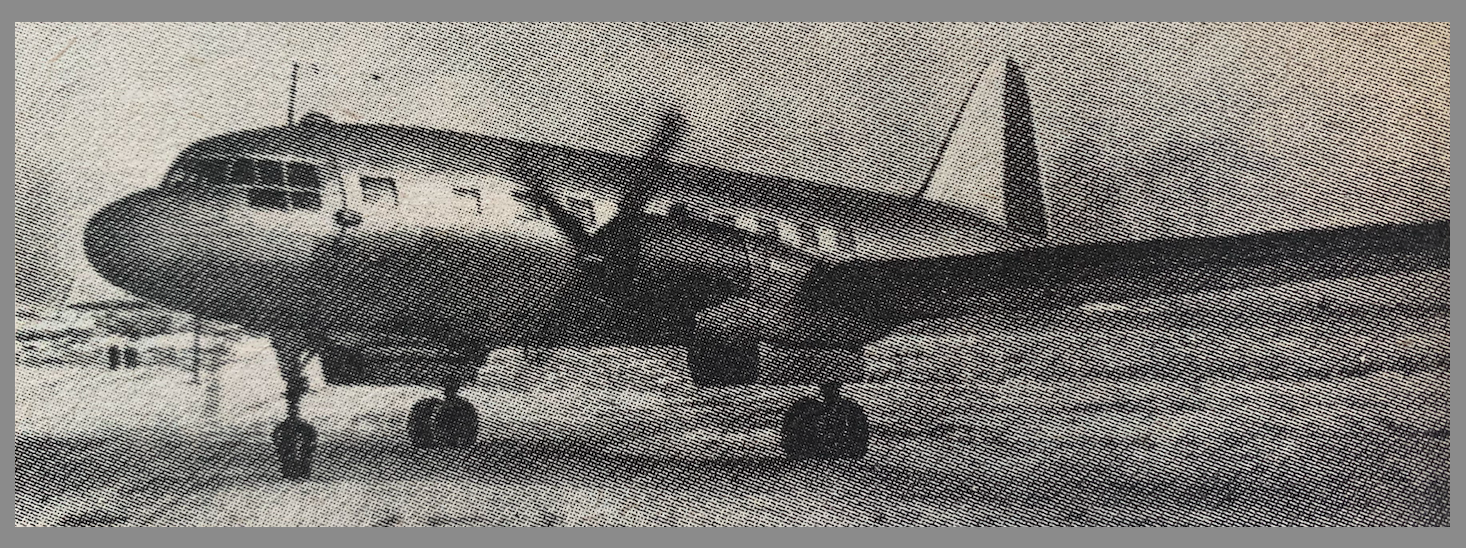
14, 284, 1453, 526
14, 339, 1451, 526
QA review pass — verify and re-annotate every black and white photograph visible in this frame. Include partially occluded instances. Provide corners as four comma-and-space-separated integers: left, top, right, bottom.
13, 22, 1449, 526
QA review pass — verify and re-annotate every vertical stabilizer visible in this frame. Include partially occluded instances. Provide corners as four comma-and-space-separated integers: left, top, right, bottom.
918, 57, 1048, 238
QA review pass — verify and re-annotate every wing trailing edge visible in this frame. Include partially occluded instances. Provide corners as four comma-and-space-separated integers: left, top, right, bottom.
804, 220, 1448, 322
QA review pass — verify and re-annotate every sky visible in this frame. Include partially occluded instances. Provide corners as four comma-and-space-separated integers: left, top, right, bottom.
14, 22, 1451, 305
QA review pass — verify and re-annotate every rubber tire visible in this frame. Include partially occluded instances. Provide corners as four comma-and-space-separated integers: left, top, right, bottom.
408, 397, 480, 448
780, 397, 825, 459
408, 397, 442, 448
780, 396, 870, 460
272, 417, 318, 479
434, 397, 480, 448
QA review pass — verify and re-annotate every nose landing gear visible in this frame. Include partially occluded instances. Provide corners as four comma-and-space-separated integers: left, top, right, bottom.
780, 382, 870, 459
270, 336, 318, 479
272, 377, 318, 479
407, 378, 480, 449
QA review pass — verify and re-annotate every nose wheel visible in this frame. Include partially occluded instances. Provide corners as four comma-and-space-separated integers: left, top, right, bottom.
270, 336, 319, 479
407, 378, 480, 448
780, 383, 869, 459
272, 414, 317, 480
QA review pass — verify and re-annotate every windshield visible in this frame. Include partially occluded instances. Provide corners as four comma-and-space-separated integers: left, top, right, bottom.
165, 157, 325, 210
167, 157, 322, 188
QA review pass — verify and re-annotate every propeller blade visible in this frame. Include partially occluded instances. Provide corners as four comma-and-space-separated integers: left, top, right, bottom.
617, 108, 687, 221
642, 109, 687, 160
525, 107, 690, 270
524, 176, 592, 251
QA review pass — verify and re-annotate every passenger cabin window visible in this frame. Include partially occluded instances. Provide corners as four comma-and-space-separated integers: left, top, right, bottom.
360, 177, 399, 207
796, 222, 820, 249
837, 228, 857, 252
667, 202, 691, 219
452, 187, 482, 215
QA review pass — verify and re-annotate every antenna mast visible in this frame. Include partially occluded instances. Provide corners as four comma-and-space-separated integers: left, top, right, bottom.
287, 62, 300, 126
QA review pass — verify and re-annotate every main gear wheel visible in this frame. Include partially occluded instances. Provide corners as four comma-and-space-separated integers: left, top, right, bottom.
407, 396, 479, 448
780, 385, 869, 459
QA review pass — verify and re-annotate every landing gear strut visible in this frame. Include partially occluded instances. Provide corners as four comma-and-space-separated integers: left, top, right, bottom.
780, 382, 869, 459
408, 377, 480, 449
270, 336, 318, 479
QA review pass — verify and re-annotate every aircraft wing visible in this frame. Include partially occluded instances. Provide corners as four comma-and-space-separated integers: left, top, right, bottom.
802, 220, 1449, 322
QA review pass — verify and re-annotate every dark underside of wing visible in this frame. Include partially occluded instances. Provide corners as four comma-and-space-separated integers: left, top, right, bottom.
802, 220, 1448, 322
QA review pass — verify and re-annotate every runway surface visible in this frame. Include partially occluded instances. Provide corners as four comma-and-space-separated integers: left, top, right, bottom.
15, 293, 1451, 526
16, 371, 1450, 525
15, 423, 1446, 527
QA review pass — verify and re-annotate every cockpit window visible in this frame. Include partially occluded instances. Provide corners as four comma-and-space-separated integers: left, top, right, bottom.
257, 160, 286, 186
796, 222, 820, 249
754, 217, 780, 238
166, 158, 232, 186
247, 188, 291, 210
169, 157, 323, 189
289, 163, 322, 188
168, 157, 325, 211
229, 160, 252, 185
248, 189, 320, 210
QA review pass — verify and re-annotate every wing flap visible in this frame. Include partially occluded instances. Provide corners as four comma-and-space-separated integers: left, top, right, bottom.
804, 220, 1448, 321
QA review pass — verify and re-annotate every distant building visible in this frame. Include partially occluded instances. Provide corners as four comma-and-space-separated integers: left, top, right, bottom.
14, 265, 214, 370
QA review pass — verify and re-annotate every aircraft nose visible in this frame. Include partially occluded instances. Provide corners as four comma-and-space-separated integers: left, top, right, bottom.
82, 186, 331, 321
83, 189, 181, 298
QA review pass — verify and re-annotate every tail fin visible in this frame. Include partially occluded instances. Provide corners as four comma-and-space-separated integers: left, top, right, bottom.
917, 57, 1048, 238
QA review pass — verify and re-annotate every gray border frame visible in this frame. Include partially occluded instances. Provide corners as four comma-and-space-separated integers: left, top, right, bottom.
8, 11, 1457, 540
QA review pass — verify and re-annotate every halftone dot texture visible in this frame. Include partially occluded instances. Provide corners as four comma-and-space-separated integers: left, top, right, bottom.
15, 23, 1449, 527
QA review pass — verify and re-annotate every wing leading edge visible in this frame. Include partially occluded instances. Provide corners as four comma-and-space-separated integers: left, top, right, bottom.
803, 220, 1448, 322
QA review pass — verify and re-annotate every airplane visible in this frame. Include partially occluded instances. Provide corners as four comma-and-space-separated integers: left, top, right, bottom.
82, 57, 1449, 479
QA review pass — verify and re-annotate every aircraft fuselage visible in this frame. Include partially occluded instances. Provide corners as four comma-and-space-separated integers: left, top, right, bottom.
84, 121, 1036, 348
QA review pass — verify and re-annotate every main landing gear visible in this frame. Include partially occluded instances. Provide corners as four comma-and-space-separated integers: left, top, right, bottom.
780, 382, 870, 459
270, 336, 318, 479
407, 377, 480, 449
265, 336, 485, 479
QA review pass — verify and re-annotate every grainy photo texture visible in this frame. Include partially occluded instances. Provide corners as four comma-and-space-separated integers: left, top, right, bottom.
14, 22, 1449, 527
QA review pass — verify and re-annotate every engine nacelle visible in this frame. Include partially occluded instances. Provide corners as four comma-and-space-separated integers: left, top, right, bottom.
606, 217, 753, 301
603, 215, 828, 310
687, 339, 761, 386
